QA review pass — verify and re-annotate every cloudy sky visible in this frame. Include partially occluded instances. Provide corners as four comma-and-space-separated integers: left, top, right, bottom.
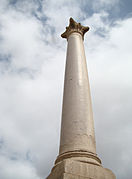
0, 0, 132, 179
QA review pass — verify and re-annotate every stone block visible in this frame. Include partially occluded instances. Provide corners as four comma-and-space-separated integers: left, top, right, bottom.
46, 159, 116, 179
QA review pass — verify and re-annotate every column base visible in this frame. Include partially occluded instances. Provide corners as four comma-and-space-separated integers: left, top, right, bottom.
55, 150, 101, 166
46, 158, 116, 179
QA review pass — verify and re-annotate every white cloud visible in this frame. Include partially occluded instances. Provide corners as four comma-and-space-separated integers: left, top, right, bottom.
0, 155, 40, 179
0, 9, 46, 71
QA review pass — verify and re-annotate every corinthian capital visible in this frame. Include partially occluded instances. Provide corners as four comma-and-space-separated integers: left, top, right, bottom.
61, 17, 89, 40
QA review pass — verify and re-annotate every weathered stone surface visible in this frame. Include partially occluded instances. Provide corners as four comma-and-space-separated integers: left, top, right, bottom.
47, 159, 116, 179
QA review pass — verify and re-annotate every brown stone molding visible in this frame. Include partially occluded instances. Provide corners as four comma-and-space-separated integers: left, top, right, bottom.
61, 18, 89, 40
54, 150, 101, 167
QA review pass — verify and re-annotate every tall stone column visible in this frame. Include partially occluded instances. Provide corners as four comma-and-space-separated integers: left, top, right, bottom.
46, 18, 116, 179
60, 19, 96, 154
56, 17, 100, 166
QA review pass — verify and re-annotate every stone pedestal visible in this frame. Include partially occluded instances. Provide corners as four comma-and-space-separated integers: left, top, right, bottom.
47, 159, 115, 179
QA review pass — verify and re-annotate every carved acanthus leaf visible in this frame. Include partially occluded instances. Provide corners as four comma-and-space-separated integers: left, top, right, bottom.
61, 18, 89, 40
